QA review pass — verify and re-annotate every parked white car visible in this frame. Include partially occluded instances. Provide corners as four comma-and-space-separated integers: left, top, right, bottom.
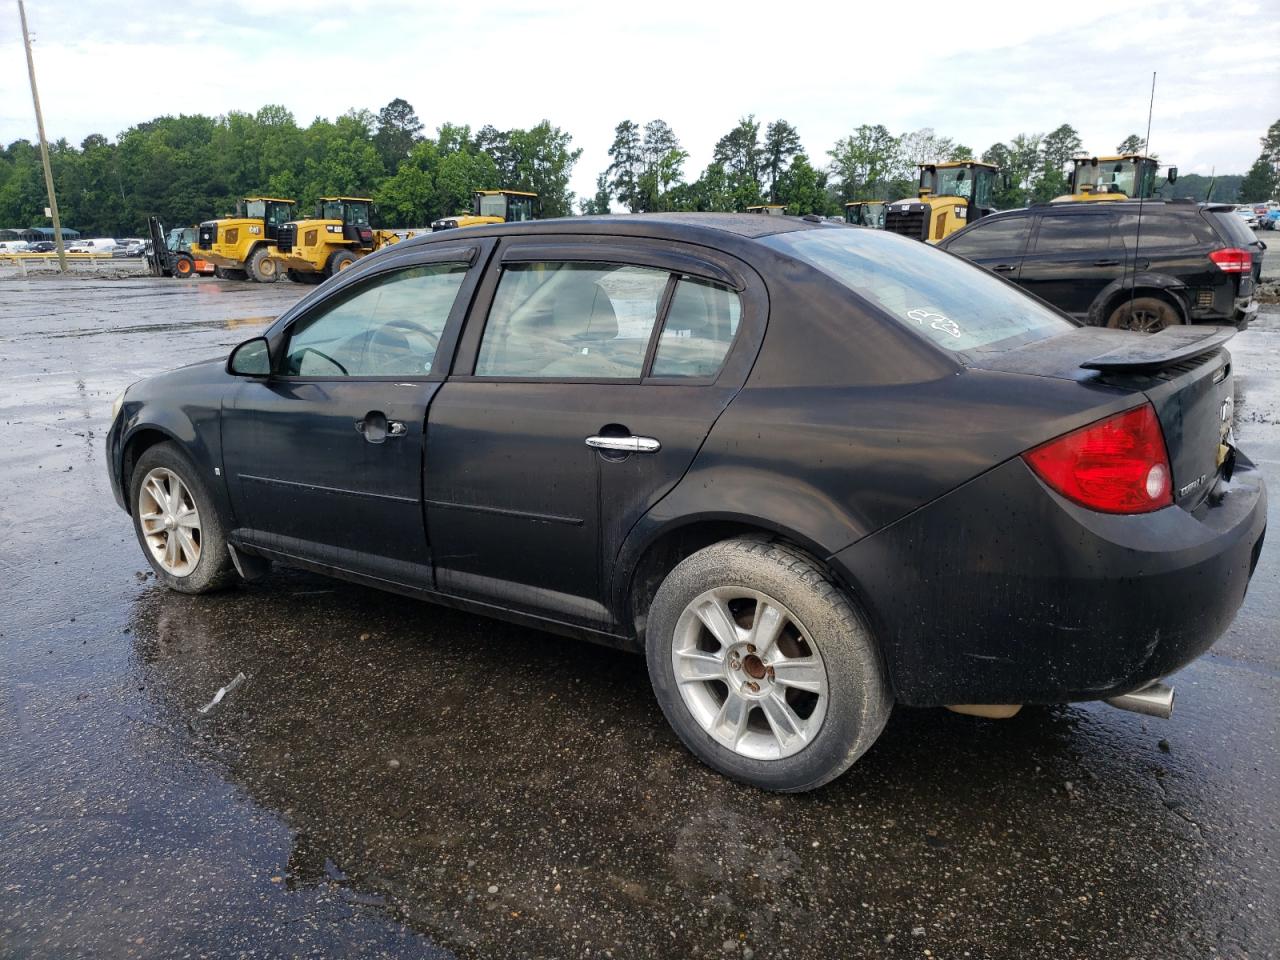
0, 239, 32, 252
119, 238, 146, 257
67, 238, 118, 254
1234, 206, 1260, 228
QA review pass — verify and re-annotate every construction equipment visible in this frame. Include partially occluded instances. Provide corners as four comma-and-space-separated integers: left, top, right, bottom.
844, 200, 887, 228
745, 204, 787, 216
1053, 154, 1178, 203
884, 162, 999, 243
272, 197, 401, 284
191, 196, 295, 282
145, 217, 215, 279
431, 190, 539, 231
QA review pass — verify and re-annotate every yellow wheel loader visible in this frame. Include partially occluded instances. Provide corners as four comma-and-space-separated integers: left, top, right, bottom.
272, 198, 401, 284
844, 200, 887, 228
1053, 154, 1177, 203
431, 190, 539, 231
884, 162, 999, 243
192, 197, 296, 282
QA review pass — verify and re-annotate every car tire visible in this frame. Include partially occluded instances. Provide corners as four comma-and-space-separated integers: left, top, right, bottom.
246, 246, 278, 283
129, 442, 237, 594
327, 249, 357, 277
645, 537, 892, 792
1106, 295, 1183, 333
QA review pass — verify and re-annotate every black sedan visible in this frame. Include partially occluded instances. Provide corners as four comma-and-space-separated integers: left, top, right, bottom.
106, 214, 1266, 792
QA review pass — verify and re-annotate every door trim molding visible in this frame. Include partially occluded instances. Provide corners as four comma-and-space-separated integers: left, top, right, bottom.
424, 497, 584, 526
239, 473, 419, 504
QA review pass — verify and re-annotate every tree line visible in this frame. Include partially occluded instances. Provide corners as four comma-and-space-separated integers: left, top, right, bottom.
0, 99, 1272, 237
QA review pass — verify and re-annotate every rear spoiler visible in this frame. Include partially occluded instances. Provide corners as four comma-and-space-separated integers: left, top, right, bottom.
1080, 326, 1235, 373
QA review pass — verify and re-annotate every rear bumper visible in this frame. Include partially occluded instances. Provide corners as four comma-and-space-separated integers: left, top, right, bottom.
831, 453, 1267, 706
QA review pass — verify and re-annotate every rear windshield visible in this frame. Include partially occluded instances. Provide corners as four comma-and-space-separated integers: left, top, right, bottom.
1208, 209, 1260, 248
760, 228, 1074, 356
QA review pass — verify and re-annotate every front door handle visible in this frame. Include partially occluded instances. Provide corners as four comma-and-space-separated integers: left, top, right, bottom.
1093, 259, 1120, 267
354, 411, 406, 444
585, 435, 661, 453
992, 263, 1016, 272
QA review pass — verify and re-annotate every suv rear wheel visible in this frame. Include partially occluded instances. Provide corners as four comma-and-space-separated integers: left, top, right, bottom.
645, 537, 891, 792
1106, 295, 1183, 333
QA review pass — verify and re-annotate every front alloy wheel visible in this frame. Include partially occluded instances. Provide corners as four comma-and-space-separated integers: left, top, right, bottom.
137, 467, 202, 576
671, 588, 828, 760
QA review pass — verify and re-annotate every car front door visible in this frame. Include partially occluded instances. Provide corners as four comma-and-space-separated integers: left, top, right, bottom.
424, 239, 764, 631
1018, 210, 1124, 317
939, 213, 1031, 280
221, 243, 487, 586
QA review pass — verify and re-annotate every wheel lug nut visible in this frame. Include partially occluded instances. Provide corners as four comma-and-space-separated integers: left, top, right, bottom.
746, 644, 756, 654
746, 681, 760, 692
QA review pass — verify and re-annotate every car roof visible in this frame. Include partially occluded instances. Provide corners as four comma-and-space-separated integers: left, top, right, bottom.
399, 213, 822, 252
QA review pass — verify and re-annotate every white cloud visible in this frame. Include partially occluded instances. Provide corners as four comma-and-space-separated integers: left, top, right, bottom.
2, 0, 1277, 204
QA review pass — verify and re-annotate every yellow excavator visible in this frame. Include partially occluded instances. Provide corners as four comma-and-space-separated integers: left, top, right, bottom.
431, 189, 539, 231
272, 197, 401, 284
884, 161, 999, 243
844, 200, 887, 228
192, 197, 296, 282
1053, 154, 1178, 202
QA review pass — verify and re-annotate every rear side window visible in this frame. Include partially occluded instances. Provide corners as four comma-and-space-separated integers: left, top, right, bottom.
476, 263, 670, 378
1117, 211, 1216, 249
1032, 213, 1118, 253
1206, 210, 1259, 248
944, 215, 1030, 259
651, 277, 741, 378
761, 228, 1073, 355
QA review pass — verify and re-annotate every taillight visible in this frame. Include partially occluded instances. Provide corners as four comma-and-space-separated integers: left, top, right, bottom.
1208, 247, 1251, 273
1023, 404, 1172, 514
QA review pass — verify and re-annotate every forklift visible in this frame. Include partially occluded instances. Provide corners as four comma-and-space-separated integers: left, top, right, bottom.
272, 197, 401, 283
145, 217, 215, 279
192, 197, 296, 282
883, 162, 999, 243
844, 200, 887, 228
431, 190, 540, 231
1053, 154, 1177, 202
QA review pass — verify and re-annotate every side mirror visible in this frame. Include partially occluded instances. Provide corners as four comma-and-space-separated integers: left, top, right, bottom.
228, 337, 272, 377
1167, 166, 1178, 185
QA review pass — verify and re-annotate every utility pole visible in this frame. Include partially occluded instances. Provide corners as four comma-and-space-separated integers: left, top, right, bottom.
19, 0, 67, 272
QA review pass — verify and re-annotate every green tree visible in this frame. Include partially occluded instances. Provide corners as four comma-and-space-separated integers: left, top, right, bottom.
373, 98, 424, 172
1116, 134, 1146, 154
1033, 124, 1083, 203
775, 153, 831, 215
1239, 157, 1276, 203
828, 124, 899, 201
763, 119, 801, 202
712, 116, 764, 208
605, 120, 644, 212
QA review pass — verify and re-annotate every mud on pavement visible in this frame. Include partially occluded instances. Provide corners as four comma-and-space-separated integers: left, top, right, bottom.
2, 275, 1278, 959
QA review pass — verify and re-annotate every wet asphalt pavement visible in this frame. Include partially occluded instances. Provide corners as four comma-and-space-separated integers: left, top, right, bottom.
1, 271, 1277, 960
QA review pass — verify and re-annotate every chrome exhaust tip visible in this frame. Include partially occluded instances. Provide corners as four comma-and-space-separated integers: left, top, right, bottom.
1104, 682, 1175, 719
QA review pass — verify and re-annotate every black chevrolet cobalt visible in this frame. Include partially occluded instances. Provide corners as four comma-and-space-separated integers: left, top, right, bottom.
107, 214, 1266, 792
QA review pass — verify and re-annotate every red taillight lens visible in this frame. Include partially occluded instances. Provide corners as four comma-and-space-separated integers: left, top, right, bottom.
1023, 404, 1173, 514
1208, 247, 1251, 273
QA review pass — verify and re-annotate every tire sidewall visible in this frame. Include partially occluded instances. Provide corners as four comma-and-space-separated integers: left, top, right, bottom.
645, 540, 889, 792
129, 443, 231, 593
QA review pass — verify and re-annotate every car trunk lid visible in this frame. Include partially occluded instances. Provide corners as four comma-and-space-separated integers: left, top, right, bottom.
971, 325, 1236, 510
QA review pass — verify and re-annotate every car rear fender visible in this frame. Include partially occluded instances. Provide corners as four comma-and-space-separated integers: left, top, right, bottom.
1088, 272, 1190, 327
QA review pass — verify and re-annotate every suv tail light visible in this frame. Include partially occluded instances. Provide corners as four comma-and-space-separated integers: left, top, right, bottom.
1023, 405, 1172, 514
1208, 247, 1252, 273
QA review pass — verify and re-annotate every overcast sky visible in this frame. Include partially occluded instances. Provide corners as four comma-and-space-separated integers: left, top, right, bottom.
2, 0, 1278, 205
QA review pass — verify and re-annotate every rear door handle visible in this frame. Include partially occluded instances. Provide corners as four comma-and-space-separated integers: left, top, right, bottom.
1093, 259, 1120, 267
992, 263, 1016, 272
585, 435, 661, 453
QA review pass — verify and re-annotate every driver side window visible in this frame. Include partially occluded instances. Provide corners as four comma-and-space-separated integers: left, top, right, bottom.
284, 263, 467, 377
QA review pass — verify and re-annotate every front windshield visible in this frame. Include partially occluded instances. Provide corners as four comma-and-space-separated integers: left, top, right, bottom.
244, 200, 266, 220
321, 201, 343, 221
928, 166, 974, 199
759, 228, 1073, 357
507, 196, 535, 221
265, 202, 293, 226
1075, 160, 1137, 197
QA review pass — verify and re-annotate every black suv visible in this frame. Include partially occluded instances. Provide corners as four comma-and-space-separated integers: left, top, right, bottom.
938, 200, 1264, 332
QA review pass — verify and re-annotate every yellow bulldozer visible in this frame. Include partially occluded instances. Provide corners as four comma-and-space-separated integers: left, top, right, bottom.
884, 161, 999, 243
192, 197, 296, 282
844, 200, 887, 228
1053, 154, 1177, 202
431, 189, 539, 231
272, 197, 401, 284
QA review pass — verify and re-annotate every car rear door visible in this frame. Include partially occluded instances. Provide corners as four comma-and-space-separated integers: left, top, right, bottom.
1018, 209, 1124, 318
938, 212, 1031, 280
220, 241, 489, 586
424, 237, 765, 631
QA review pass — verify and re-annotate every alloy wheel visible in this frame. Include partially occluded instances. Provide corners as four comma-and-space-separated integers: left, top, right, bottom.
137, 467, 202, 576
670, 587, 829, 760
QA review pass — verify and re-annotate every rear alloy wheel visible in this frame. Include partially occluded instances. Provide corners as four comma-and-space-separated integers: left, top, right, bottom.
1106, 296, 1182, 333
130, 443, 236, 593
327, 249, 357, 276
646, 538, 891, 792
246, 246, 278, 283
